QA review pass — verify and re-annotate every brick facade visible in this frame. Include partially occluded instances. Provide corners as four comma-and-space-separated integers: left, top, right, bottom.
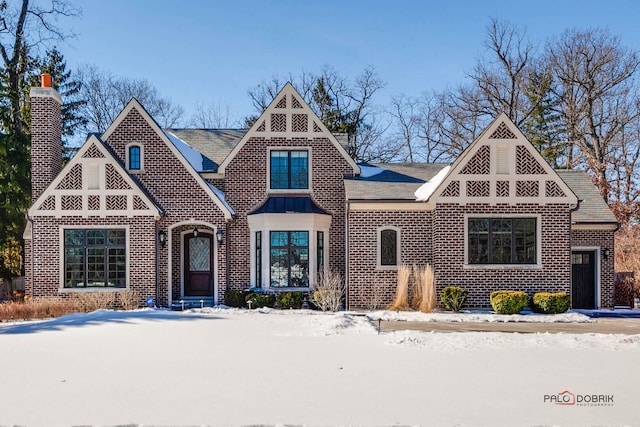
571, 228, 616, 308
30, 90, 62, 202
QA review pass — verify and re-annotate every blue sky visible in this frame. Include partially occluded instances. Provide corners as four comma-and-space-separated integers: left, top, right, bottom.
51, 0, 640, 124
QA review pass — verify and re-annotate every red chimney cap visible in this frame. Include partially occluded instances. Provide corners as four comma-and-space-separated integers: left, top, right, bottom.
41, 74, 52, 88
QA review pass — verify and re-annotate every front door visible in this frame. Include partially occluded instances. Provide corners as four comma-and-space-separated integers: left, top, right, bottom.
571, 250, 596, 309
184, 232, 214, 297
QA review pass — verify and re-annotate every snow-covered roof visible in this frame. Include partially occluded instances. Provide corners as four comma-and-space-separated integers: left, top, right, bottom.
164, 131, 218, 173
414, 165, 450, 201
207, 182, 235, 216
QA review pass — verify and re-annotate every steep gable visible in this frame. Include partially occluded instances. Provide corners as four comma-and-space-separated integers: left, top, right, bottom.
101, 99, 234, 219
28, 135, 161, 218
431, 113, 577, 205
218, 83, 359, 175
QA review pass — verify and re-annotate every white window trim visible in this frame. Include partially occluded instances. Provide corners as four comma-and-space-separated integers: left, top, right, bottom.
58, 225, 130, 292
463, 214, 542, 269
266, 147, 312, 194
125, 142, 144, 173
248, 212, 330, 290
377, 226, 401, 270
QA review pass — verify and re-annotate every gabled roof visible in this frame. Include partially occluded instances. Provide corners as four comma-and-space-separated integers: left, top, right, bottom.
218, 83, 359, 175
345, 163, 447, 201
166, 129, 246, 166
101, 98, 234, 220
557, 170, 618, 224
28, 134, 161, 218
429, 113, 578, 206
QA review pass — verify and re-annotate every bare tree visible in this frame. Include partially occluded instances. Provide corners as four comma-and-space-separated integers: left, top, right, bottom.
0, 0, 79, 134
76, 65, 184, 132
547, 28, 640, 203
186, 102, 240, 128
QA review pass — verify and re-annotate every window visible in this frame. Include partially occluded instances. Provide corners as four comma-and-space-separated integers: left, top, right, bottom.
64, 229, 126, 288
468, 218, 536, 264
379, 228, 399, 267
317, 231, 324, 272
270, 231, 309, 287
255, 231, 262, 288
127, 145, 142, 171
270, 150, 308, 190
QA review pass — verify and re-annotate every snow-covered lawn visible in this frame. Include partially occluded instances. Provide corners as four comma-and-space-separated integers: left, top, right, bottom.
2, 307, 639, 427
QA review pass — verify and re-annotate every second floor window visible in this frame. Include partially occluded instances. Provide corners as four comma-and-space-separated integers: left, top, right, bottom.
128, 145, 141, 170
270, 150, 308, 190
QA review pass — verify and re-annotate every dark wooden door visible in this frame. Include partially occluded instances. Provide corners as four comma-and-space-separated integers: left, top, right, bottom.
184, 233, 214, 297
572, 251, 596, 309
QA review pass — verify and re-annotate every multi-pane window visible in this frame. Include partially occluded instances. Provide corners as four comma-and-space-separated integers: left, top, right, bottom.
64, 229, 126, 288
379, 228, 398, 266
270, 150, 308, 189
128, 145, 141, 170
270, 231, 309, 287
468, 218, 536, 264
255, 231, 262, 288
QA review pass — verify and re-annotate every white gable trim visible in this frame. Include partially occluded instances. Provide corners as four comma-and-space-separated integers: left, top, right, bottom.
102, 98, 233, 220
430, 113, 578, 206
28, 135, 160, 219
218, 83, 359, 175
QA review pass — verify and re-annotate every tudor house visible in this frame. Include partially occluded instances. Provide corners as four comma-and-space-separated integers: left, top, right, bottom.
25, 75, 618, 310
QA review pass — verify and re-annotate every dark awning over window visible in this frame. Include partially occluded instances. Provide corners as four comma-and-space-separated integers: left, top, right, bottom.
249, 196, 329, 215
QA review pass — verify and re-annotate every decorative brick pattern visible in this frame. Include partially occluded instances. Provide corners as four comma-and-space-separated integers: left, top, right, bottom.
516, 180, 539, 197
88, 195, 100, 210
466, 180, 490, 197
39, 195, 56, 210
489, 122, 517, 139
516, 145, 547, 174
291, 96, 303, 109
133, 195, 148, 210
460, 145, 490, 174
441, 181, 460, 197
275, 95, 287, 109
496, 180, 510, 197
106, 164, 131, 190
56, 164, 82, 190
256, 120, 266, 132
61, 195, 82, 210
83, 144, 105, 158
433, 203, 572, 308
106, 195, 127, 210
313, 121, 322, 132
546, 180, 566, 197
292, 114, 308, 132
348, 210, 433, 308
271, 113, 286, 132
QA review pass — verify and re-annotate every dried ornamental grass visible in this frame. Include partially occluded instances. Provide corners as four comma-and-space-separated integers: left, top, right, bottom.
418, 264, 437, 313
389, 264, 410, 311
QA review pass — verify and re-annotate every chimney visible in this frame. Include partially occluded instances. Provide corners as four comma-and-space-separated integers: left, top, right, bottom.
30, 73, 62, 202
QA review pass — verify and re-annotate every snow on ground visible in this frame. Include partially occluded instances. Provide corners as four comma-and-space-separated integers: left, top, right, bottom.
2, 308, 639, 427
367, 309, 595, 323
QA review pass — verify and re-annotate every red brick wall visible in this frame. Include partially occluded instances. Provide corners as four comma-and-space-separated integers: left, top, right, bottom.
105, 107, 228, 304
571, 228, 615, 308
224, 136, 353, 288
347, 209, 433, 309
30, 94, 62, 203
433, 203, 573, 308
28, 217, 156, 304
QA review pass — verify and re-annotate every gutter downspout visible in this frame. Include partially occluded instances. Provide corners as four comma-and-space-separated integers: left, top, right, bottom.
155, 219, 160, 307
344, 199, 349, 310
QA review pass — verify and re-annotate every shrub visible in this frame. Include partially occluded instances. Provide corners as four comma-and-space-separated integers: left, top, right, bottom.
439, 286, 468, 312
312, 268, 344, 312
77, 292, 116, 312
0, 298, 78, 321
224, 289, 247, 308
490, 290, 528, 314
118, 290, 140, 310
532, 292, 570, 314
277, 292, 305, 309
389, 265, 410, 311
613, 277, 637, 307
245, 293, 275, 309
